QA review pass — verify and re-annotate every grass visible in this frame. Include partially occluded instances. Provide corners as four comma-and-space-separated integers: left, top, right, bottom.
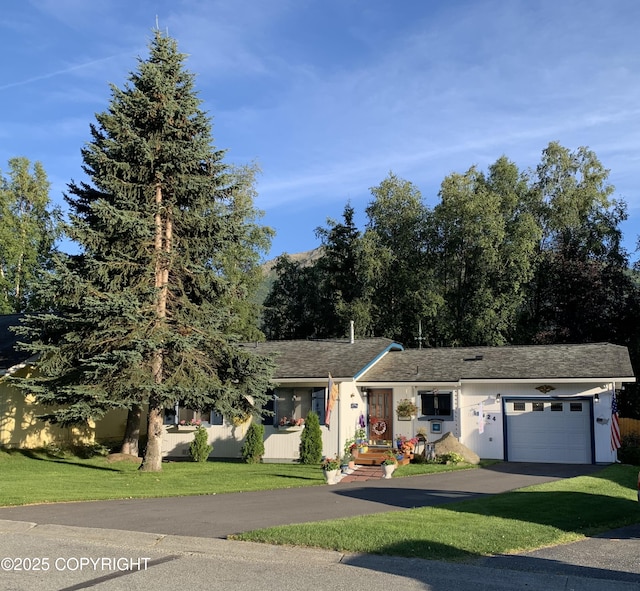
0, 448, 324, 506
3, 448, 637, 562
0, 447, 476, 506
233, 464, 640, 561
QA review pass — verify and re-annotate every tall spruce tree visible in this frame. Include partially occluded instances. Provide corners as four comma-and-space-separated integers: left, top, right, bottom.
16, 30, 275, 471
314, 203, 370, 338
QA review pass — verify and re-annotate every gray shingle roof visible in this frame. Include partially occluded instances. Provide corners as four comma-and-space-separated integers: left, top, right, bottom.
241, 338, 400, 380
360, 343, 635, 382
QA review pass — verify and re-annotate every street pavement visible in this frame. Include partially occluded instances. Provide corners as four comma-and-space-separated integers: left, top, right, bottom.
0, 463, 638, 590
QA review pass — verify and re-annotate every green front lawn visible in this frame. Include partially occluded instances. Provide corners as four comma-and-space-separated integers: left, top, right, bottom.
0, 449, 325, 505
234, 464, 640, 561
0, 448, 475, 506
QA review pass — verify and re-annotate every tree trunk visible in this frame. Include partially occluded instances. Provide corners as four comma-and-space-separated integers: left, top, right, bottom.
120, 405, 141, 456
139, 399, 164, 471
140, 183, 170, 472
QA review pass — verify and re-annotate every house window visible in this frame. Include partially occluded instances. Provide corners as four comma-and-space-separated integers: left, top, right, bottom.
209, 410, 224, 426
513, 402, 526, 411
570, 402, 583, 412
164, 406, 213, 426
419, 391, 453, 420
532, 402, 544, 412
269, 387, 325, 427
550, 402, 563, 412
261, 395, 275, 426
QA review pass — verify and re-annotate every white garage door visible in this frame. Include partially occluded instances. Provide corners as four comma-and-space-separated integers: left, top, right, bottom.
505, 399, 592, 463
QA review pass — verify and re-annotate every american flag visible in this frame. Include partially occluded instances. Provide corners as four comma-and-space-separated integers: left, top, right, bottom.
325, 373, 339, 427
611, 390, 621, 452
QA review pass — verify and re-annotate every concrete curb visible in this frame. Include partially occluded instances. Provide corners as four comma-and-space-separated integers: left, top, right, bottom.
2, 519, 638, 591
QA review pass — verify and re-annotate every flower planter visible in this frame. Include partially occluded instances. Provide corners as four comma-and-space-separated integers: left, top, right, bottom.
176, 425, 199, 431
323, 468, 340, 485
382, 464, 396, 479
278, 425, 304, 432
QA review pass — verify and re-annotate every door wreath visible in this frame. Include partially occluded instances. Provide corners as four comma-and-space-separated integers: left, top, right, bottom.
371, 420, 387, 436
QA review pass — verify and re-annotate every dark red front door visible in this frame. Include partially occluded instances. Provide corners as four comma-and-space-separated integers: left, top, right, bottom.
368, 389, 393, 444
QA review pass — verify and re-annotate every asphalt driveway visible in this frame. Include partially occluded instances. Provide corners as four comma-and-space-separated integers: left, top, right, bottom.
0, 462, 602, 538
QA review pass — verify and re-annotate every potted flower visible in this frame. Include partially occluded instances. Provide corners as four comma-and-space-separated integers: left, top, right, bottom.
380, 450, 397, 479
396, 398, 418, 420
354, 427, 368, 454
396, 434, 419, 456
341, 453, 355, 474
177, 418, 203, 431
278, 416, 305, 430
321, 456, 341, 485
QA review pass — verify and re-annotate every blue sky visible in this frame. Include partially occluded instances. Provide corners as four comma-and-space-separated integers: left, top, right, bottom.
2, 0, 640, 262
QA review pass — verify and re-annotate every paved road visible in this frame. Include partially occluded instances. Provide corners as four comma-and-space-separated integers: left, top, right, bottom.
0, 463, 638, 590
1, 519, 639, 591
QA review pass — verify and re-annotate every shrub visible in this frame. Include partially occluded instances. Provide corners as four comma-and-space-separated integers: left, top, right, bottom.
241, 422, 265, 464
42, 442, 111, 459
299, 411, 323, 464
189, 426, 213, 462
618, 435, 640, 466
437, 451, 465, 464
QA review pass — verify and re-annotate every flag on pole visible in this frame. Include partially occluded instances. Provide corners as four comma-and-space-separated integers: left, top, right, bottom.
325, 373, 339, 426
611, 390, 621, 452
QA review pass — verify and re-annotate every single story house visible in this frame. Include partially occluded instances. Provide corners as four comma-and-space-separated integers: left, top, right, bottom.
165, 338, 635, 465
2, 312, 634, 464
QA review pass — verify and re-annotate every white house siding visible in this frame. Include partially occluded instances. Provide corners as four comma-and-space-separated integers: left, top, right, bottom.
384, 386, 430, 443
458, 384, 504, 460
335, 381, 364, 458
161, 382, 349, 462
593, 387, 619, 464
162, 421, 247, 459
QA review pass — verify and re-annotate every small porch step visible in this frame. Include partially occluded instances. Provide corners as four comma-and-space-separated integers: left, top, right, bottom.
353, 446, 412, 466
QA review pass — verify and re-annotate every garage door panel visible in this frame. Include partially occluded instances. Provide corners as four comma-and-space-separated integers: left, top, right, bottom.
506, 400, 592, 464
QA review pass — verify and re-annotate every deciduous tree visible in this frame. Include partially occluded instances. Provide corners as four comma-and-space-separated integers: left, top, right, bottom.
0, 158, 60, 313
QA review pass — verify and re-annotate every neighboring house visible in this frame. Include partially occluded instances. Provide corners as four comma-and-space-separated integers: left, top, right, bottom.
0, 314, 93, 448
164, 339, 635, 465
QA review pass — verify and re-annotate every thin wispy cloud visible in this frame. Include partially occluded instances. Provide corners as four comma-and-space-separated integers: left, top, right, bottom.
0, 54, 129, 91
2, 0, 639, 258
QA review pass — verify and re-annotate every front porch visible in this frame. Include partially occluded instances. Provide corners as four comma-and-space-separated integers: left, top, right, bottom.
353, 444, 413, 466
